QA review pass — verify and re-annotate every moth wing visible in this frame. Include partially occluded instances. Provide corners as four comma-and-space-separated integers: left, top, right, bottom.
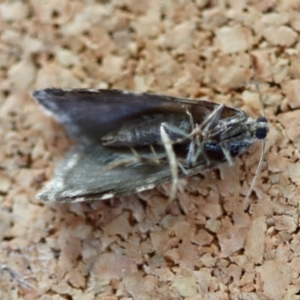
32, 89, 241, 143
36, 144, 202, 202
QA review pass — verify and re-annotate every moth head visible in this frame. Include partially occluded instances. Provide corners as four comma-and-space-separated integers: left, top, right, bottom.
255, 116, 268, 140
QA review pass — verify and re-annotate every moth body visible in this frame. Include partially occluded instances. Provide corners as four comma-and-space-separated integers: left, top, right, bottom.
32, 89, 269, 202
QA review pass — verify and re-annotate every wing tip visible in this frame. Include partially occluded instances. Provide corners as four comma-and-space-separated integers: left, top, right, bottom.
31, 88, 63, 103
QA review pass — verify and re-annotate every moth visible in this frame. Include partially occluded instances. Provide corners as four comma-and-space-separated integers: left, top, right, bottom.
32, 89, 269, 202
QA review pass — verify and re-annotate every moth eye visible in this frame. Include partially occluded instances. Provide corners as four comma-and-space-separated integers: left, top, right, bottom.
257, 116, 267, 123
255, 116, 268, 139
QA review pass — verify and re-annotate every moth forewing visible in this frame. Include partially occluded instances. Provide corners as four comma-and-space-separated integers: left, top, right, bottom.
32, 89, 269, 203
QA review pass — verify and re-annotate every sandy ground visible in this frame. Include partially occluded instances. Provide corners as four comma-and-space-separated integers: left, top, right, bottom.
0, 0, 300, 299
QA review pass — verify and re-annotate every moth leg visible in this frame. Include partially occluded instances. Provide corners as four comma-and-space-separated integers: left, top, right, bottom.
186, 105, 226, 166
161, 109, 199, 148
183, 105, 201, 165
160, 111, 198, 165
103, 147, 164, 172
130, 147, 166, 166
201, 104, 224, 134
186, 124, 205, 167
184, 104, 224, 141
184, 122, 208, 167
168, 105, 195, 147
103, 157, 142, 172
178, 162, 188, 175
181, 104, 195, 130
160, 123, 183, 203
219, 143, 234, 166
188, 142, 207, 166
161, 122, 190, 140
150, 145, 160, 164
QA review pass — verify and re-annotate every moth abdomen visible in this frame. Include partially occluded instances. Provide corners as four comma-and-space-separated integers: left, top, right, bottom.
102, 113, 191, 147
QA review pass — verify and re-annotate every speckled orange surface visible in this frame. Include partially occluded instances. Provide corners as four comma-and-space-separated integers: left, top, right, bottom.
0, 1, 300, 299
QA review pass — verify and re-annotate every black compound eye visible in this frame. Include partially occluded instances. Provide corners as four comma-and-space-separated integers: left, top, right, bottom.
255, 116, 268, 139
257, 116, 267, 123
256, 128, 267, 139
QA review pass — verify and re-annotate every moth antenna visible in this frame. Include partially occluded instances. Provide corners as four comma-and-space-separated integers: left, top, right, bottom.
250, 54, 265, 117
243, 140, 265, 210
243, 54, 267, 211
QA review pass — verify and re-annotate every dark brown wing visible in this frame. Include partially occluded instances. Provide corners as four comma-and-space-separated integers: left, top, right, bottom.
32, 89, 242, 143
37, 143, 219, 202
